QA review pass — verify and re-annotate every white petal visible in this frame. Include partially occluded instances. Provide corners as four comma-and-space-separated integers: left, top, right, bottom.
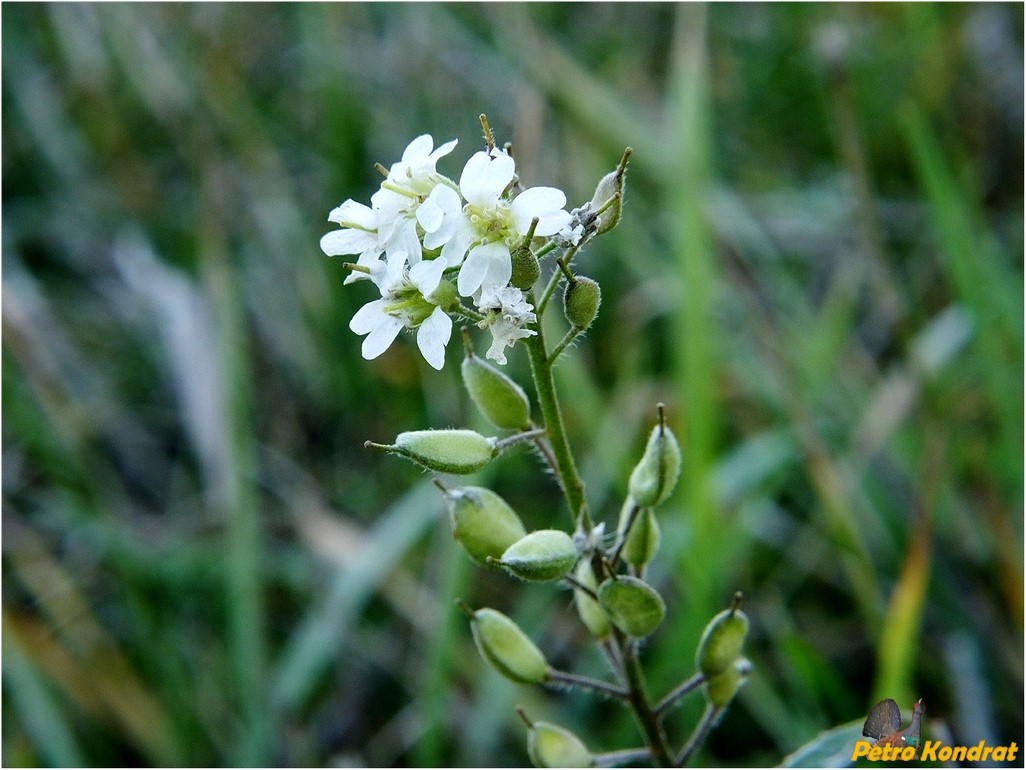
533, 209, 573, 237
439, 223, 473, 267
350, 299, 389, 335
409, 259, 445, 297
417, 307, 452, 370
328, 199, 376, 228
511, 187, 569, 235
457, 242, 504, 297
321, 228, 378, 256
362, 315, 404, 360
402, 134, 434, 163
387, 218, 422, 266
430, 138, 458, 163
459, 151, 515, 208
416, 196, 444, 234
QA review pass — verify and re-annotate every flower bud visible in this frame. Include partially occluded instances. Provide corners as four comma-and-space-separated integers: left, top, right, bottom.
563, 277, 601, 330
627, 408, 681, 507
470, 607, 549, 684
590, 148, 630, 236
572, 559, 611, 640
527, 721, 594, 768
369, 429, 497, 474
695, 600, 750, 678
703, 657, 752, 708
510, 244, 541, 290
597, 576, 665, 638
496, 529, 578, 582
617, 500, 660, 571
461, 352, 532, 430
445, 486, 527, 567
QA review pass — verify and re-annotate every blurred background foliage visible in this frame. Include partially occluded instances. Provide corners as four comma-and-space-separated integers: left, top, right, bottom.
2, 3, 1022, 767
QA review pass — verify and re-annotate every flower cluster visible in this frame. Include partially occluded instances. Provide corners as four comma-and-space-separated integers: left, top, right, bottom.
321, 133, 574, 369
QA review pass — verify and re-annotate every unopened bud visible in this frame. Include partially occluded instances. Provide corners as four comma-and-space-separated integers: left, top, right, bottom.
510, 244, 541, 290
470, 607, 549, 684
572, 559, 611, 640
628, 405, 681, 507
445, 486, 527, 567
462, 348, 532, 430
597, 576, 665, 638
590, 147, 630, 236
703, 657, 752, 708
696, 595, 750, 678
495, 529, 578, 582
367, 429, 496, 474
618, 500, 660, 570
563, 276, 601, 330
527, 721, 594, 768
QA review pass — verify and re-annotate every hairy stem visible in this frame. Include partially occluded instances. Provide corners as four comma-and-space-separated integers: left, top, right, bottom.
616, 629, 674, 767
594, 747, 653, 767
674, 703, 721, 767
654, 673, 705, 716
546, 669, 629, 701
525, 294, 591, 531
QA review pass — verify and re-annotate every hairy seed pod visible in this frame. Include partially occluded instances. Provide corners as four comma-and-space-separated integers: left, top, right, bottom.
703, 657, 752, 708
572, 559, 611, 640
510, 243, 541, 290
618, 500, 660, 570
445, 486, 527, 567
371, 429, 496, 474
461, 352, 532, 430
696, 603, 750, 678
527, 722, 594, 768
590, 149, 630, 236
470, 608, 549, 684
563, 277, 601, 330
497, 530, 578, 581
627, 415, 681, 507
597, 576, 666, 638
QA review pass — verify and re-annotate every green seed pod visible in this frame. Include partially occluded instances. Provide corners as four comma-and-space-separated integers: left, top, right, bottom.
497, 530, 578, 581
627, 409, 681, 507
563, 277, 601, 330
590, 148, 630, 236
572, 559, 611, 640
528, 722, 594, 768
461, 352, 532, 430
369, 429, 497, 474
617, 500, 661, 570
445, 486, 527, 567
695, 600, 750, 678
510, 243, 541, 290
597, 576, 666, 638
703, 657, 752, 708
470, 608, 549, 684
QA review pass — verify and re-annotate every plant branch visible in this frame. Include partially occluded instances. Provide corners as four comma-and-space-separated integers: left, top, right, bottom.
674, 703, 722, 767
525, 293, 592, 531
594, 747, 653, 767
615, 628, 674, 767
546, 669, 629, 701
654, 672, 705, 716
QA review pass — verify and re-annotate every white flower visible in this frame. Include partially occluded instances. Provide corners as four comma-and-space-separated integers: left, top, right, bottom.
477, 286, 537, 365
348, 254, 454, 370
453, 149, 572, 298
386, 134, 458, 192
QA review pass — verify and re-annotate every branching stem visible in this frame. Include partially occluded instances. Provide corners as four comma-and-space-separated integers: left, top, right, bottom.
546, 669, 629, 701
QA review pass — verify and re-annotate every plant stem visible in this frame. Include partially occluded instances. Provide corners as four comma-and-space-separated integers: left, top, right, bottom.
594, 747, 654, 767
654, 673, 705, 716
674, 703, 721, 767
525, 293, 592, 531
548, 327, 582, 363
615, 629, 674, 767
546, 669, 629, 701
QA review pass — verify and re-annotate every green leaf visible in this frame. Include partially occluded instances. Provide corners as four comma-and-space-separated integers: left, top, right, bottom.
778, 720, 864, 768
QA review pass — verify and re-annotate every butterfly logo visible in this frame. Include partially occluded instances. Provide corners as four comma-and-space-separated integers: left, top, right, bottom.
862, 698, 926, 754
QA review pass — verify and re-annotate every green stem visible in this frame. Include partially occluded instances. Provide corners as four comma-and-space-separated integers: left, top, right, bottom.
615, 629, 674, 767
525, 293, 592, 531
675, 703, 721, 766
546, 669, 629, 701
654, 672, 705, 716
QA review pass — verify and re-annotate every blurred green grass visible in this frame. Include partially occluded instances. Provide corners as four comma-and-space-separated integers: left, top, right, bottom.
2, 3, 1022, 767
